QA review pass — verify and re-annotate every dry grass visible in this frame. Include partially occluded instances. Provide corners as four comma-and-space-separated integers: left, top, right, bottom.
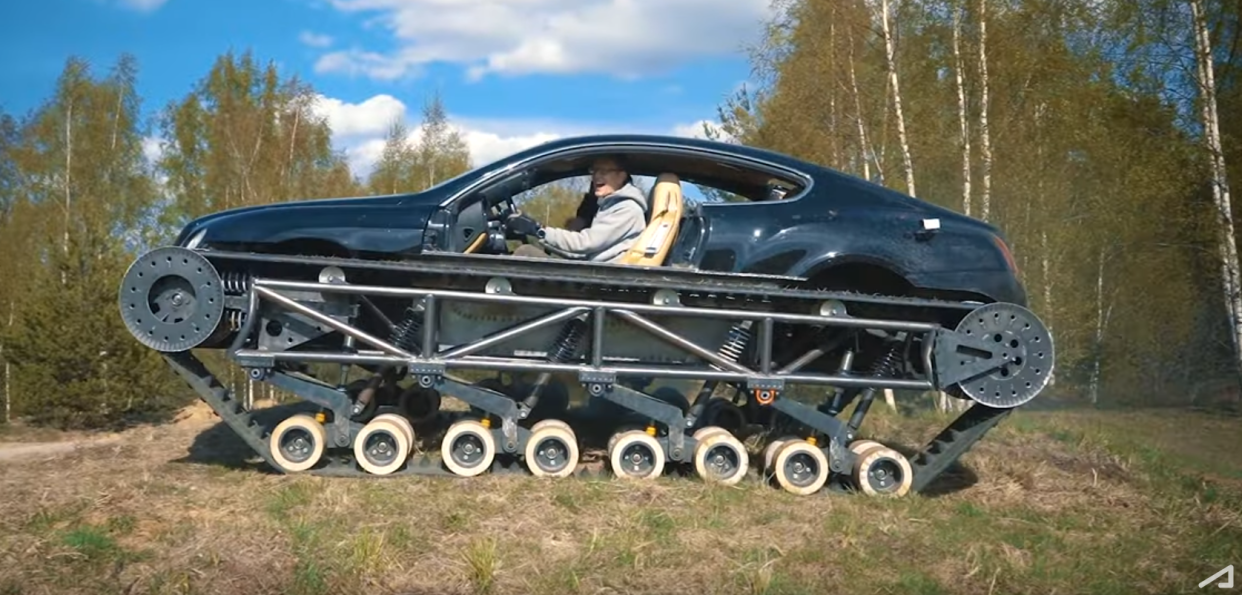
0, 402, 1239, 595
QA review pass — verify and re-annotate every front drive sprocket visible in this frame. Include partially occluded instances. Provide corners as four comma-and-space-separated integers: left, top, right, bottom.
118, 246, 226, 352
934, 302, 1055, 408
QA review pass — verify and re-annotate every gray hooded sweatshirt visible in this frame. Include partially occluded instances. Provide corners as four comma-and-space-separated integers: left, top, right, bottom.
539, 182, 648, 263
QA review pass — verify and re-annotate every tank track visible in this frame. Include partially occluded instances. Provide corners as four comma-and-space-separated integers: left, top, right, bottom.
120, 246, 1054, 496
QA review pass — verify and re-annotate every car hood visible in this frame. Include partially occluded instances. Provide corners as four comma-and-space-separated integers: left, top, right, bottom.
175, 191, 446, 254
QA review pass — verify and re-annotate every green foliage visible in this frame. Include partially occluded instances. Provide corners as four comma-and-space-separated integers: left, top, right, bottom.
412, 91, 472, 189
364, 91, 473, 195
0, 55, 188, 429
715, 0, 1241, 405
515, 178, 588, 228
367, 117, 416, 195
155, 50, 360, 234
1, 238, 189, 429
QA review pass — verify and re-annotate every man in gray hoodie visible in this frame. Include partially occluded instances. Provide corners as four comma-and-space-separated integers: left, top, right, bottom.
505, 156, 648, 263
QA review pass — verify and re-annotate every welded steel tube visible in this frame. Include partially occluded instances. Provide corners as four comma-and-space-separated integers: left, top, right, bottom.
251, 278, 941, 332
611, 309, 751, 374
439, 307, 589, 359
230, 350, 934, 390
253, 285, 414, 359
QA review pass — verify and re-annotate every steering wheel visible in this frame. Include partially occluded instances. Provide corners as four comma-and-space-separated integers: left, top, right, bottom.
486, 197, 531, 245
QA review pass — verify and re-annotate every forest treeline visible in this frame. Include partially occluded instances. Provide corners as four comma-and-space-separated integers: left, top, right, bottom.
2, 0, 1241, 429
704, 0, 1242, 411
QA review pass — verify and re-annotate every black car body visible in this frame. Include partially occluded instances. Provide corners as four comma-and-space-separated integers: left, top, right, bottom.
173, 134, 1025, 307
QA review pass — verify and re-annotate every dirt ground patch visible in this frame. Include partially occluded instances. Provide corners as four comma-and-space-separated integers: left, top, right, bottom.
0, 404, 1238, 595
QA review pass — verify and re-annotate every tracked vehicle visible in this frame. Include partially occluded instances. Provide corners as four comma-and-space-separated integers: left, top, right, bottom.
119, 134, 1053, 496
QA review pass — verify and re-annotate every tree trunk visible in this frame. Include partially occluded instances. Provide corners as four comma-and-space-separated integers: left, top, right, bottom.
2, 301, 9, 424
829, 6, 840, 168
953, 0, 972, 216
285, 108, 300, 192
880, 0, 916, 196
62, 99, 72, 286
1191, 0, 1242, 383
1089, 247, 1107, 405
847, 39, 873, 181
977, 0, 993, 221
1041, 231, 1055, 386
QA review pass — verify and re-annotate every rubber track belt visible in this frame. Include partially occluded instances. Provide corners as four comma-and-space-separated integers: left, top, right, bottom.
164, 348, 1011, 492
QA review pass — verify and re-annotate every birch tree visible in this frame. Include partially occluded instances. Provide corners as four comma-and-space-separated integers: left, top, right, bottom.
411, 92, 471, 191
953, 0, 972, 216
1, 55, 184, 429
1190, 0, 1242, 381
157, 50, 357, 230
976, 0, 993, 221
367, 117, 417, 195
877, 0, 917, 196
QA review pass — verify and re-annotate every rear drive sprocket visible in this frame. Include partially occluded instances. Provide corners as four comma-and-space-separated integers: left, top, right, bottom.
937, 302, 1054, 408
118, 247, 225, 352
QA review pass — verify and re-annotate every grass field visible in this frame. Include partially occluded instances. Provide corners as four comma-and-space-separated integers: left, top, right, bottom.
0, 401, 1239, 595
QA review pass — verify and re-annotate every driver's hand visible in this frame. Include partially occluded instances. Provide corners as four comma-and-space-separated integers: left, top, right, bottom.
506, 212, 543, 237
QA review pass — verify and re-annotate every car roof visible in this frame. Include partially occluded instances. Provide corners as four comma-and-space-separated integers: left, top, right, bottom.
515, 133, 818, 171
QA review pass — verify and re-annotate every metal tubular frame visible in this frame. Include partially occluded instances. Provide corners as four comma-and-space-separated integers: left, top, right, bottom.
231, 277, 941, 393
119, 246, 1052, 492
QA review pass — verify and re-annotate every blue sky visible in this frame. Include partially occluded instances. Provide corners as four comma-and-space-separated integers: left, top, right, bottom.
0, 0, 767, 177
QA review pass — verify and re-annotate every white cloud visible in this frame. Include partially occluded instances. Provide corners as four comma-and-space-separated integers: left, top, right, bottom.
137, 91, 728, 183
142, 136, 163, 164
310, 93, 407, 138
299, 31, 335, 48
460, 130, 563, 167
314, 0, 773, 81
114, 0, 167, 11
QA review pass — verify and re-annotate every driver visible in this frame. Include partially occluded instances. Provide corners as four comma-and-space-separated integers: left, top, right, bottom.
505, 156, 647, 263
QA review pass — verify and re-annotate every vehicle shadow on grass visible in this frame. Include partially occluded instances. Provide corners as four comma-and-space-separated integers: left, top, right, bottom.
170, 401, 321, 474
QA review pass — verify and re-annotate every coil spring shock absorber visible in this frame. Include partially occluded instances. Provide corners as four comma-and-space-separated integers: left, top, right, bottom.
686, 320, 754, 427
844, 343, 903, 433
222, 271, 251, 295
217, 271, 252, 334
389, 301, 425, 355
347, 300, 425, 417
520, 316, 588, 417
226, 310, 247, 332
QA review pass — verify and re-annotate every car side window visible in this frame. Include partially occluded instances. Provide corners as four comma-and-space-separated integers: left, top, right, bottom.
513, 176, 590, 227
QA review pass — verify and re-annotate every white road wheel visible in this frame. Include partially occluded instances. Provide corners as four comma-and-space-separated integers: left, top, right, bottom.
763, 434, 799, 472
772, 440, 830, 496
693, 432, 749, 486
606, 424, 643, 453
353, 417, 410, 476
269, 414, 327, 473
852, 445, 914, 497
441, 419, 496, 477
693, 425, 728, 443
531, 418, 571, 433
372, 413, 414, 445
848, 439, 883, 458
524, 423, 579, 478
608, 430, 665, 480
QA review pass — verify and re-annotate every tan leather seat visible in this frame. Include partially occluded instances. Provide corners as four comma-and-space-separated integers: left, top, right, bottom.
618, 173, 684, 266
